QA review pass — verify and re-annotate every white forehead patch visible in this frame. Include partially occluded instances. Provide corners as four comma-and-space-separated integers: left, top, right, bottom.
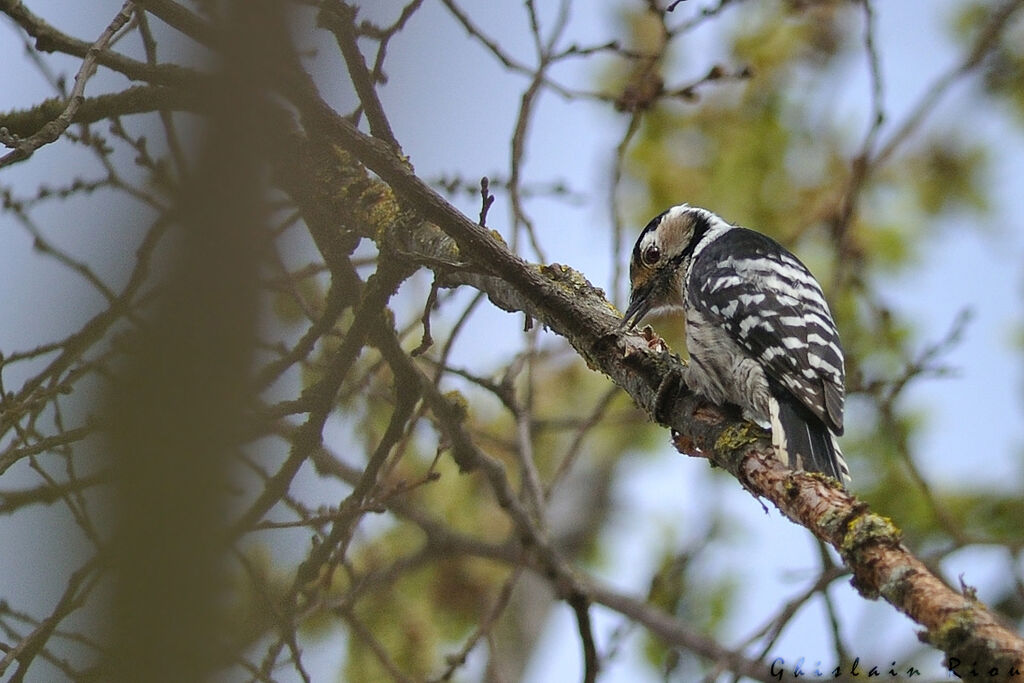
663, 204, 693, 224
634, 203, 730, 269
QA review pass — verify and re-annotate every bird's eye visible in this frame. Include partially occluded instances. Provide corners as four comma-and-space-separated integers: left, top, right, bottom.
642, 245, 661, 265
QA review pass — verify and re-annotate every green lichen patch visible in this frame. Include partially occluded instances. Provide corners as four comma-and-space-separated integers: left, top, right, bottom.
841, 512, 902, 560
928, 608, 978, 653
489, 229, 507, 247
443, 390, 469, 422
539, 262, 613, 307
316, 142, 404, 243
713, 421, 761, 455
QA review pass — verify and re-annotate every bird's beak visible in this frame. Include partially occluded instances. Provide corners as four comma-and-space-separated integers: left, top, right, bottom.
620, 286, 653, 330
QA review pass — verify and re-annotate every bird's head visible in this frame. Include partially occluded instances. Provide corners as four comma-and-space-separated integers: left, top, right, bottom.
621, 204, 718, 329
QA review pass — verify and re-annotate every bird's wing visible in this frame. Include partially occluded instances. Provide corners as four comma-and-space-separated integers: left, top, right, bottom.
689, 228, 845, 433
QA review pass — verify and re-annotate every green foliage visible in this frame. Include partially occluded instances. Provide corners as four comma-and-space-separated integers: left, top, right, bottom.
342, 536, 506, 681
624, 2, 855, 233
945, 491, 1024, 544
272, 276, 327, 327
899, 137, 989, 216
957, 2, 1024, 123
641, 545, 737, 677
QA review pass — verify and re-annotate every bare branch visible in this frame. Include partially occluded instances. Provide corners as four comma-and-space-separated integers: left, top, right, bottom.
318, 1, 401, 149
410, 277, 440, 357
0, 85, 203, 140
229, 258, 413, 538
587, 579, 776, 682
0, 1, 135, 168
0, 556, 101, 680
568, 591, 600, 683
0, 0, 199, 85
133, 0, 216, 47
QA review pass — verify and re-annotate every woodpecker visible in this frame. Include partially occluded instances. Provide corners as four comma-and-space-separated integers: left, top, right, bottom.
622, 204, 850, 486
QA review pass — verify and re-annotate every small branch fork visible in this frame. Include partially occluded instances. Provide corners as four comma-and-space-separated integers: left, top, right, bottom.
478, 176, 495, 227
0, 2, 135, 169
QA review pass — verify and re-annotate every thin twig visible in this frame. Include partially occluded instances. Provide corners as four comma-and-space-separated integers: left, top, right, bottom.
319, 1, 401, 149
832, 0, 887, 260
872, 0, 1024, 166
545, 385, 619, 499
135, 7, 187, 180
0, 0, 199, 86
478, 176, 495, 227
430, 566, 525, 682
366, 0, 426, 85
0, 556, 102, 679
411, 277, 441, 357
609, 111, 643, 306
0, 2, 135, 168
569, 591, 600, 683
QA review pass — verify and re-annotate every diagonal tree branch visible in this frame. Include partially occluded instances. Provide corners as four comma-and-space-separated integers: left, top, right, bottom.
295, 93, 1024, 673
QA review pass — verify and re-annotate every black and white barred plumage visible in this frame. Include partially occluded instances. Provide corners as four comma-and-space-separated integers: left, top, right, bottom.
622, 204, 850, 486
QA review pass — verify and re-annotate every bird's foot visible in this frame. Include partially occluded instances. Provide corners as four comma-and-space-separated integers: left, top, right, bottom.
654, 368, 687, 425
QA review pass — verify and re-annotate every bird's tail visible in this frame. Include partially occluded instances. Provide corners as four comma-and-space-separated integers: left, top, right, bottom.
768, 395, 850, 488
